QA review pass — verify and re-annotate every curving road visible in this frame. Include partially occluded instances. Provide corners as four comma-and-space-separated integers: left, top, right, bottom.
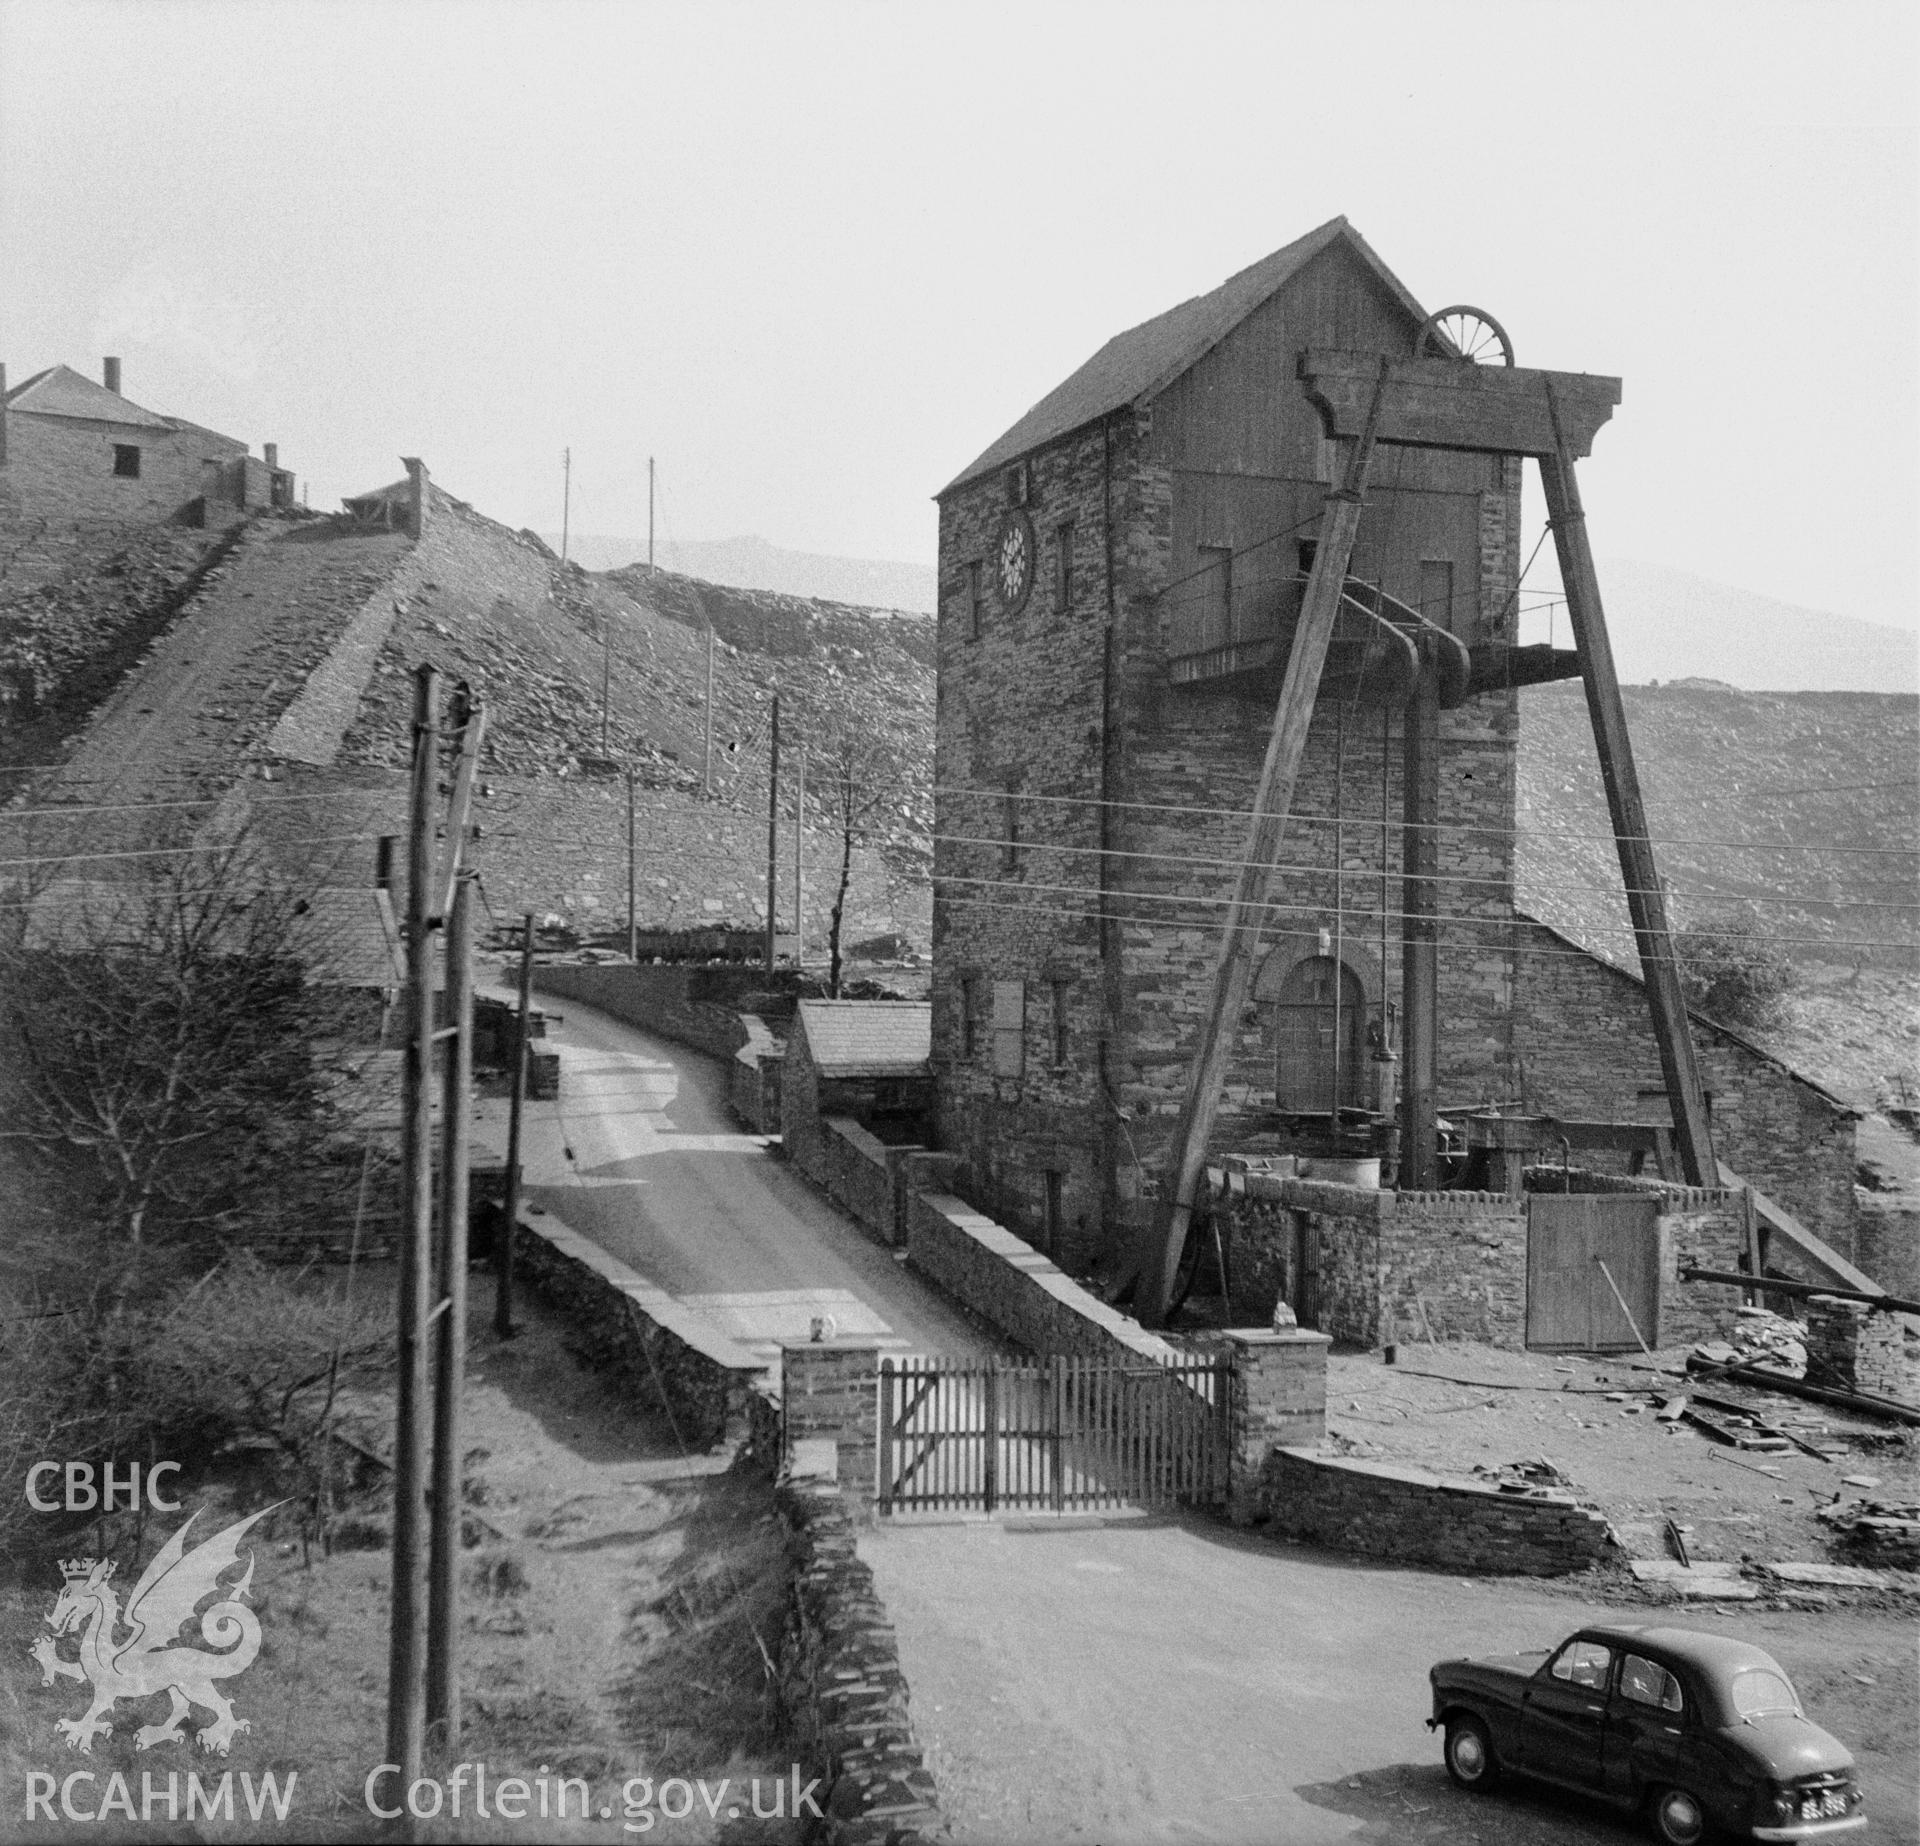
470, 990, 991, 1368
863, 1515, 1918, 1846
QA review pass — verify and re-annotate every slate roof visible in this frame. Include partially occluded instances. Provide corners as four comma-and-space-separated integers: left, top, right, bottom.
796, 999, 931, 1078
939, 216, 1431, 497
4, 363, 176, 430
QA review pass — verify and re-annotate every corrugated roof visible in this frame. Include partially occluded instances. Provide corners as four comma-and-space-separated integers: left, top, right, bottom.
796, 999, 931, 1077
4, 363, 175, 430
939, 216, 1431, 497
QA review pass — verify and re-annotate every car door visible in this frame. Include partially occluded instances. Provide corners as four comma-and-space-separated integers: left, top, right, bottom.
1601, 1651, 1690, 1804
1519, 1639, 1614, 1788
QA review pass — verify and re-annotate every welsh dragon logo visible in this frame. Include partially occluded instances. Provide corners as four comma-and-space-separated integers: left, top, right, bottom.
29, 1505, 278, 1755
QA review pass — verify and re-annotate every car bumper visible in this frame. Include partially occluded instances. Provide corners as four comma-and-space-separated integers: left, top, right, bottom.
1751, 1815, 1867, 1841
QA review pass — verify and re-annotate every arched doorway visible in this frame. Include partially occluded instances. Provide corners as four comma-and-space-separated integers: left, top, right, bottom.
1273, 955, 1368, 1114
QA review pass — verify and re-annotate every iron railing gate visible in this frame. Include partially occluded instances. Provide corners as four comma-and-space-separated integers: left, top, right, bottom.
876, 1353, 1230, 1515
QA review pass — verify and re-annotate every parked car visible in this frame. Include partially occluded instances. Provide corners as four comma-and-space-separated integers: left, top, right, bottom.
1428, 1622, 1865, 1843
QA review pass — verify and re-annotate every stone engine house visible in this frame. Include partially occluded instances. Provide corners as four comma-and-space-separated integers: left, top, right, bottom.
930, 216, 1856, 1276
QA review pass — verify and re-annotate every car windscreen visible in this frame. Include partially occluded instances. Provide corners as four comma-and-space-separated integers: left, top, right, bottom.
1729, 1668, 1800, 1720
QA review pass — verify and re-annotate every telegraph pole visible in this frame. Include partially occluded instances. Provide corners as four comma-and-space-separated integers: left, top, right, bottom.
494, 913, 535, 1338
560, 447, 571, 566
386, 664, 439, 1789
764, 691, 781, 974
427, 869, 475, 1745
626, 768, 638, 960
647, 456, 655, 575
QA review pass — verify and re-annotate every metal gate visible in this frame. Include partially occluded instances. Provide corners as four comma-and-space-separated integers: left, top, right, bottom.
1526, 1193, 1661, 1351
877, 1353, 1230, 1515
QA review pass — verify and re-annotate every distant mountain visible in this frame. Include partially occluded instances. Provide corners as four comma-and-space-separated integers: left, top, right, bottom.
543, 532, 937, 613
1592, 558, 1916, 692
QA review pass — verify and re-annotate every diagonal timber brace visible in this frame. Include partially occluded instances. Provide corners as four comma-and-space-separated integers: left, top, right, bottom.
1130, 358, 1395, 1327
1538, 382, 1714, 1184
1135, 351, 1717, 1324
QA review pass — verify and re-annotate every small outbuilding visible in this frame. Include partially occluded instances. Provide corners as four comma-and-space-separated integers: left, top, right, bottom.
781, 1000, 932, 1174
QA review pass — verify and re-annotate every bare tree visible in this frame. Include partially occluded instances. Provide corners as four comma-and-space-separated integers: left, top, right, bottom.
0, 832, 357, 1262
803, 708, 911, 997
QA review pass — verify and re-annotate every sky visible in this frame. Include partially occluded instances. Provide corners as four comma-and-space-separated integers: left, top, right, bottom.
2, 0, 1915, 632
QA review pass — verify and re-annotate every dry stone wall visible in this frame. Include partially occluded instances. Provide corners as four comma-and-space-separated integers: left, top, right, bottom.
775, 1476, 942, 1846
1213, 1173, 1746, 1352
1256, 1446, 1614, 1576
510, 1204, 769, 1449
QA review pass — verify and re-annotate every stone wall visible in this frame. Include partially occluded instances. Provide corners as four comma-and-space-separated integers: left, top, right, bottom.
1223, 1329, 1330, 1525
1255, 1447, 1613, 1576
1805, 1298, 1920, 1404
1511, 916, 1859, 1250
775, 1475, 942, 1845
814, 1119, 910, 1246
727, 1021, 784, 1133
905, 1190, 1184, 1366
1214, 1172, 1746, 1352
931, 419, 1127, 1272
782, 1342, 880, 1499
3, 404, 248, 525
530, 960, 768, 1062
510, 1205, 769, 1449
1855, 1195, 1920, 1298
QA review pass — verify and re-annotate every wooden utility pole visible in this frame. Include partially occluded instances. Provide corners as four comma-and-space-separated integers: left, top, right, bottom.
427, 869, 475, 1744
764, 691, 781, 974
1135, 360, 1394, 1326
647, 456, 655, 575
601, 622, 611, 756
1539, 386, 1715, 1185
386, 664, 439, 1788
561, 447, 571, 566
793, 744, 806, 970
627, 768, 638, 960
494, 912, 535, 1338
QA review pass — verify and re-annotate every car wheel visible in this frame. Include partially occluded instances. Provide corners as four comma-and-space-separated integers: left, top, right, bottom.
1648, 1784, 1709, 1845
1443, 1714, 1500, 1791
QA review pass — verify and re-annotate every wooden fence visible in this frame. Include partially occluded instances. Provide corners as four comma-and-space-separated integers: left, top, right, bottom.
877, 1352, 1230, 1515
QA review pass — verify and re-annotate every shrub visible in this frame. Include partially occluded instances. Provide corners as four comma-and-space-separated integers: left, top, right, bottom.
1674, 917, 1795, 1034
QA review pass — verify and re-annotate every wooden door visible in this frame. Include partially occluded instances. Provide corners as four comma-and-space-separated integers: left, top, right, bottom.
1273, 955, 1367, 1113
1526, 1194, 1661, 1351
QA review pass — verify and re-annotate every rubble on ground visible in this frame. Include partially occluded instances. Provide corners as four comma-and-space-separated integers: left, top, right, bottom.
1691, 1304, 1808, 1378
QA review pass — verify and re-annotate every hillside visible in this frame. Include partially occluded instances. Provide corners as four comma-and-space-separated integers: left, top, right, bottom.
1515, 681, 1919, 1105
552, 532, 938, 614
0, 493, 936, 975
7, 492, 1910, 1103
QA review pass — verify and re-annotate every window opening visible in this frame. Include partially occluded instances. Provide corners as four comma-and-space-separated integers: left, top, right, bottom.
992, 980, 1025, 1080
113, 445, 141, 479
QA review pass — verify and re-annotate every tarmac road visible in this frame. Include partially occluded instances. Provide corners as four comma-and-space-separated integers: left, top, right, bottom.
863, 1514, 1919, 1846
469, 988, 990, 1366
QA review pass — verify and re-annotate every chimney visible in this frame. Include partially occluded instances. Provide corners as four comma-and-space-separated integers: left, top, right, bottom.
263, 443, 278, 471
103, 357, 121, 395
401, 456, 428, 540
